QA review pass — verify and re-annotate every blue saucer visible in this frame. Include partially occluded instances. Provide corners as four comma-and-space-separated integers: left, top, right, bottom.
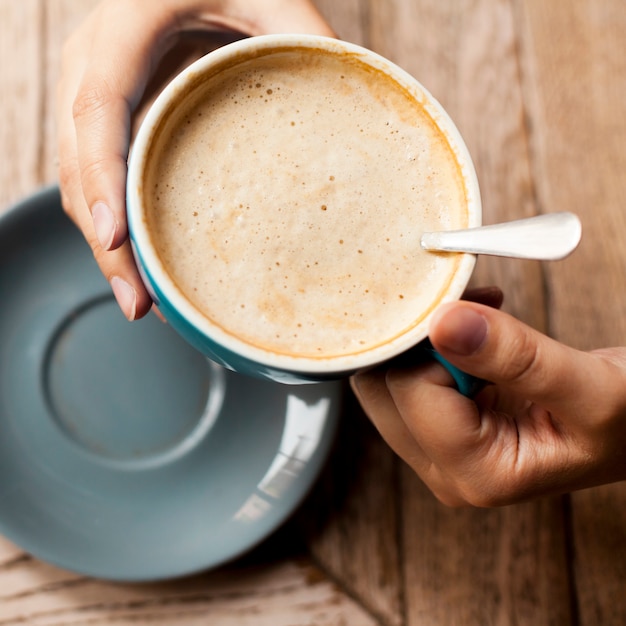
0, 187, 342, 581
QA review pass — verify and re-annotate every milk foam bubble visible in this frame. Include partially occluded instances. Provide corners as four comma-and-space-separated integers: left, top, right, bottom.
144, 48, 468, 358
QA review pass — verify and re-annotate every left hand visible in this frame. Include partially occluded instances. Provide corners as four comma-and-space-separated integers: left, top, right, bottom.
56, 0, 335, 321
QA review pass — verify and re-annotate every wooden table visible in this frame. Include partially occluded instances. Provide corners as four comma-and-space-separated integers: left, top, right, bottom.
2, 1, 626, 624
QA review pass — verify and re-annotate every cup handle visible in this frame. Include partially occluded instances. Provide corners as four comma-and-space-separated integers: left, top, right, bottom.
420, 341, 486, 397
388, 340, 486, 397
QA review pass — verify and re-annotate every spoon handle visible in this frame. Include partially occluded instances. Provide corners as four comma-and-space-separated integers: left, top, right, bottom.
421, 212, 582, 260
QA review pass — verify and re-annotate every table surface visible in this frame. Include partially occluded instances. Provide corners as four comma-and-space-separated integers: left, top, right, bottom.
2, 1, 626, 624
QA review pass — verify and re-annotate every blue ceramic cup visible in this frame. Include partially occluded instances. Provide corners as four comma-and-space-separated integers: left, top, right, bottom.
127, 34, 481, 386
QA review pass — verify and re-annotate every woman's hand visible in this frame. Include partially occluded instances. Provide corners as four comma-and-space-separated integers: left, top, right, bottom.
57, 0, 335, 320
351, 296, 626, 507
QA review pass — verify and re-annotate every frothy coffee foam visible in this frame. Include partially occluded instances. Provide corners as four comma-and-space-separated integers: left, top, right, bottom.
144, 48, 468, 359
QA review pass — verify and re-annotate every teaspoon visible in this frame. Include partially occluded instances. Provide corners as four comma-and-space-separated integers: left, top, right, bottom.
421, 212, 582, 261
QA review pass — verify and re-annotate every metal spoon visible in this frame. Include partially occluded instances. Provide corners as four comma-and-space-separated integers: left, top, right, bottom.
421, 212, 582, 260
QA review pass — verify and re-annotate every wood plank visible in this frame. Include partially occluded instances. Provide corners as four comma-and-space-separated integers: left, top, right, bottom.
516, 0, 626, 350
41, 0, 101, 184
0, 559, 379, 625
364, 1, 573, 624
402, 472, 572, 625
0, 0, 47, 575
516, 1, 626, 624
369, 0, 547, 328
567, 484, 626, 626
0, 0, 44, 208
314, 0, 369, 47
298, 392, 404, 626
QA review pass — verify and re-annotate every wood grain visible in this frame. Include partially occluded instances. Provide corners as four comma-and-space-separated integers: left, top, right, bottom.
0, 558, 378, 625
369, 0, 548, 330
401, 472, 573, 626
357, 2, 572, 624
516, 0, 626, 349
0, 0, 44, 207
3, 0, 626, 624
516, 2, 626, 625
300, 393, 404, 626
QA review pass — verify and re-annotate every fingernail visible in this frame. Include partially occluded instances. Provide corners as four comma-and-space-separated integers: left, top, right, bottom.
435, 306, 488, 356
111, 277, 137, 321
151, 304, 167, 323
91, 201, 116, 250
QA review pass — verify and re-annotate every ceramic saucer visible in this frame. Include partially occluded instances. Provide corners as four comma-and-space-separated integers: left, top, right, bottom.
0, 187, 342, 581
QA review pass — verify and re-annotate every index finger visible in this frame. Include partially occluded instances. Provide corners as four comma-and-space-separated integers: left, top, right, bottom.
352, 363, 485, 506
70, 1, 170, 251
350, 366, 434, 478
71, 0, 336, 250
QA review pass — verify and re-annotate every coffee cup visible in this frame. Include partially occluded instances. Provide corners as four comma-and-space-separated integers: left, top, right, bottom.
127, 34, 481, 385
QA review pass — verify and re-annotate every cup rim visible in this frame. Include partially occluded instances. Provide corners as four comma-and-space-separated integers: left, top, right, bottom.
127, 33, 481, 375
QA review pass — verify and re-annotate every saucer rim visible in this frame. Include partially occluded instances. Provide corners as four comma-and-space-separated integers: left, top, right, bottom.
0, 186, 342, 581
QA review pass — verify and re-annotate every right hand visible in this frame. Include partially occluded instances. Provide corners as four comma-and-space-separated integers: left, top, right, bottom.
352, 297, 626, 507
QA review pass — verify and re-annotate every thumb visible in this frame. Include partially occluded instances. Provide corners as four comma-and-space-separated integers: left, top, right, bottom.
429, 301, 620, 417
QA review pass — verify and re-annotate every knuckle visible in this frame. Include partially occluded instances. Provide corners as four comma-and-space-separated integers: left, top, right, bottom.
88, 237, 115, 280
459, 473, 529, 508
424, 466, 483, 508
427, 470, 505, 508
72, 82, 116, 123
385, 367, 412, 392
422, 458, 525, 508
86, 232, 103, 256
462, 486, 501, 508
454, 481, 501, 508
499, 327, 542, 386
432, 489, 468, 508
385, 363, 432, 397
80, 155, 110, 183
446, 463, 522, 508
